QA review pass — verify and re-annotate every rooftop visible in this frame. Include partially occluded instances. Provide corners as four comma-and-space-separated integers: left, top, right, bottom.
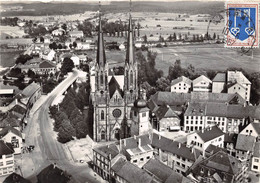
0, 126, 22, 138
39, 61, 56, 68
21, 82, 41, 98
235, 134, 255, 152
155, 104, 179, 120
193, 75, 212, 85
171, 76, 192, 86
0, 140, 14, 157
253, 141, 260, 157
212, 73, 226, 82
196, 126, 224, 142
227, 70, 251, 84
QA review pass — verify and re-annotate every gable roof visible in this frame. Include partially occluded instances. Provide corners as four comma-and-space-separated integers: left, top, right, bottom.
251, 123, 260, 135
3, 173, 31, 183
171, 76, 192, 86
212, 73, 226, 82
196, 126, 224, 142
227, 82, 246, 90
39, 61, 56, 68
253, 141, 260, 157
0, 126, 22, 138
143, 158, 174, 182
0, 116, 20, 128
37, 164, 70, 183
184, 102, 206, 116
111, 157, 154, 183
235, 134, 255, 152
11, 104, 27, 115
227, 71, 251, 84
193, 75, 212, 85
155, 104, 179, 120
109, 76, 123, 98
21, 82, 41, 97
94, 143, 119, 159
0, 140, 14, 156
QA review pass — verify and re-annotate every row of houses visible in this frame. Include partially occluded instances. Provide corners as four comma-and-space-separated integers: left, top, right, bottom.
93, 125, 255, 183
170, 70, 251, 102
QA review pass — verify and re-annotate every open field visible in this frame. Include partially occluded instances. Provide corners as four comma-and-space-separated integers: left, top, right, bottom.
89, 44, 260, 76
0, 50, 23, 67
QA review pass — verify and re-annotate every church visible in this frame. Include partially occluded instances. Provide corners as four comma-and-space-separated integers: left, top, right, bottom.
90, 7, 151, 142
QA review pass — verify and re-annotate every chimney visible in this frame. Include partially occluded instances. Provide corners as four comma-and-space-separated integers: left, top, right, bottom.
209, 126, 212, 130
202, 128, 204, 133
178, 142, 181, 149
15, 98, 18, 105
109, 153, 112, 160
134, 135, 136, 139
119, 139, 122, 152
244, 103, 246, 107
191, 147, 194, 153
53, 163, 57, 169
138, 138, 141, 148
124, 139, 126, 146
159, 134, 161, 140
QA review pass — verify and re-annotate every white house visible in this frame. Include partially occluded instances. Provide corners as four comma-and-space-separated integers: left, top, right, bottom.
171, 76, 192, 93
251, 141, 260, 173
193, 75, 212, 92
228, 83, 247, 101
227, 70, 251, 102
51, 28, 65, 36
0, 140, 15, 176
39, 49, 56, 61
186, 126, 224, 155
0, 127, 23, 154
240, 122, 260, 138
212, 73, 226, 93
69, 30, 84, 38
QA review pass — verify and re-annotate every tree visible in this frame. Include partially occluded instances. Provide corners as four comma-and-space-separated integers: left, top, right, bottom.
173, 33, 176, 41
143, 34, 147, 43
78, 20, 93, 36
40, 36, 44, 43
155, 77, 170, 91
168, 59, 184, 81
15, 54, 32, 65
61, 57, 74, 75
213, 32, 216, 40
57, 119, 76, 143
73, 42, 77, 48
61, 23, 67, 32
49, 42, 58, 50
27, 69, 35, 78
58, 44, 63, 49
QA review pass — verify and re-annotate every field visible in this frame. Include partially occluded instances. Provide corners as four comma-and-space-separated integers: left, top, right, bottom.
0, 50, 23, 67
92, 44, 260, 76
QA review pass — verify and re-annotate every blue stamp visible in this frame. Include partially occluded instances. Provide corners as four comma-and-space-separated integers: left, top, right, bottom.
225, 3, 259, 48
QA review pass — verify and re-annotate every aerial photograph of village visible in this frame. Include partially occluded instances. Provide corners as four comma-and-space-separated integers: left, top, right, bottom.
0, 0, 259, 182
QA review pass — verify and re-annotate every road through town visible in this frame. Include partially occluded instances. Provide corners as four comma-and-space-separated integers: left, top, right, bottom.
24, 70, 104, 183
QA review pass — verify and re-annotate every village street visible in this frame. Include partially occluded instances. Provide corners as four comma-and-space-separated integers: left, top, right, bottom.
18, 69, 105, 183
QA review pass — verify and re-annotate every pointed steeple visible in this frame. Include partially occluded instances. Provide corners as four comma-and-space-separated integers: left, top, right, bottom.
96, 2, 106, 67
125, 0, 135, 65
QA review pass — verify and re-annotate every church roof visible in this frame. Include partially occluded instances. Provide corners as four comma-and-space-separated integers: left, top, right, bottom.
125, 13, 135, 65
96, 11, 106, 67
109, 76, 123, 98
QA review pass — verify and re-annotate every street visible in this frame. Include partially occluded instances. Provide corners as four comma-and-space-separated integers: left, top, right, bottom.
22, 70, 104, 183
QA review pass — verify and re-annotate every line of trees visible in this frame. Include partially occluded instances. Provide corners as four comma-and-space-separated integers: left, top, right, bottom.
49, 82, 91, 143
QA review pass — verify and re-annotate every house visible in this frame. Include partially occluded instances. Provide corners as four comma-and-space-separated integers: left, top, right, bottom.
240, 122, 260, 138
92, 134, 154, 181
192, 75, 212, 92
188, 151, 247, 183
227, 70, 251, 102
0, 89, 14, 98
51, 28, 65, 36
186, 126, 224, 154
11, 104, 27, 121
153, 104, 180, 131
19, 82, 41, 110
0, 115, 21, 131
78, 54, 87, 64
38, 61, 57, 75
224, 133, 238, 157
0, 126, 23, 154
251, 141, 260, 173
212, 72, 226, 93
39, 49, 56, 61
151, 133, 202, 174
69, 30, 84, 38
0, 140, 15, 176
170, 76, 192, 93
37, 164, 70, 183
111, 157, 154, 183
235, 134, 255, 163
142, 158, 190, 183
119, 43, 125, 50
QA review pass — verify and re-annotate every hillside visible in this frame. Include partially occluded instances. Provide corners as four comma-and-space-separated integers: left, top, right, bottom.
0, 1, 224, 17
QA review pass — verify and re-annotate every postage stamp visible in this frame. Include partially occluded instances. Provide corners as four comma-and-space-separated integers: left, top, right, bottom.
224, 2, 259, 48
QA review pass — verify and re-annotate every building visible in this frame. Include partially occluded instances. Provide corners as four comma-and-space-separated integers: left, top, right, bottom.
91, 10, 139, 142
111, 157, 154, 183
51, 28, 65, 36
130, 98, 152, 136
240, 122, 260, 138
39, 49, 56, 61
0, 89, 14, 98
192, 75, 212, 92
3, 173, 31, 183
0, 140, 15, 176
0, 126, 23, 154
212, 72, 226, 93
152, 133, 202, 174
170, 76, 192, 93
227, 70, 251, 102
188, 151, 247, 183
60, 53, 80, 67
186, 126, 224, 153
19, 82, 41, 110
251, 141, 260, 173
69, 30, 84, 38
153, 104, 180, 131
142, 158, 190, 183
235, 134, 255, 163
92, 134, 153, 181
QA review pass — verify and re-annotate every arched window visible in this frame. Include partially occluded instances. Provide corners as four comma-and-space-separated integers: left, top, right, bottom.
101, 131, 105, 140
101, 110, 105, 120
130, 70, 133, 85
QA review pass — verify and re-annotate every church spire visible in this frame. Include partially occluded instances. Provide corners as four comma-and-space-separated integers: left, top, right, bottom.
125, 0, 135, 65
96, 1, 106, 67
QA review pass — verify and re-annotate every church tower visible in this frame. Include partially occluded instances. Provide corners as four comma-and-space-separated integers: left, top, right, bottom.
93, 6, 109, 142
124, 3, 138, 107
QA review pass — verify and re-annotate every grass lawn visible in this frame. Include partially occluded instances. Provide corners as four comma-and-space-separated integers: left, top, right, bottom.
0, 50, 23, 67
